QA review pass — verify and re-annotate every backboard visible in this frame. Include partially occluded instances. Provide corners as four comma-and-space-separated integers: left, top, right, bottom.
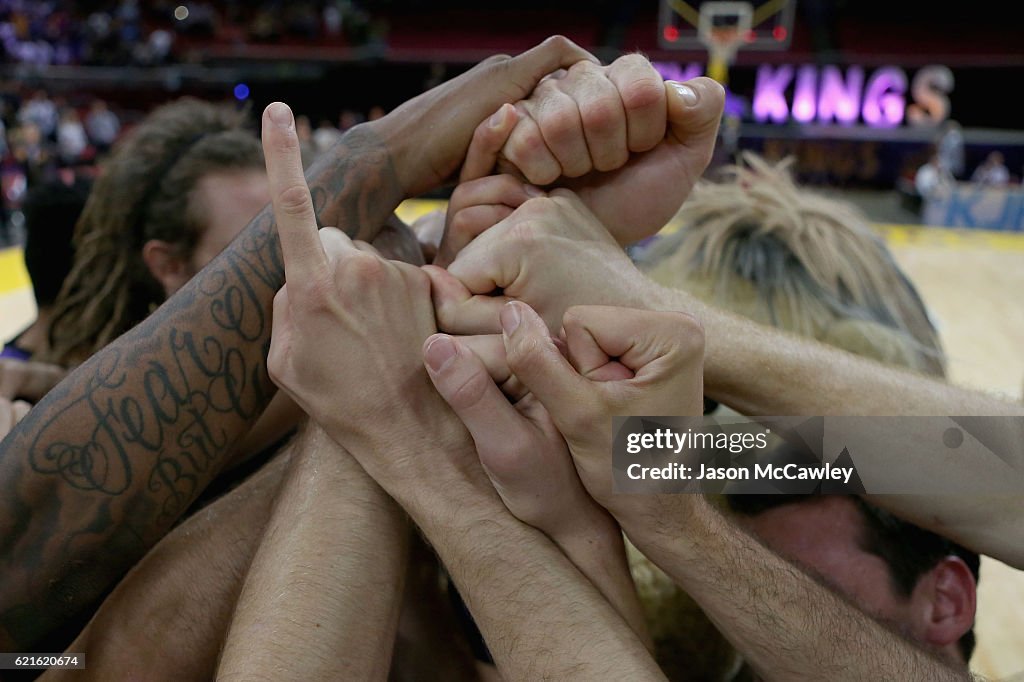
659, 0, 796, 51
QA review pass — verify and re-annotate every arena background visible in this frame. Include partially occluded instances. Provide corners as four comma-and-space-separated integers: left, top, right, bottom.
1, 1, 1022, 677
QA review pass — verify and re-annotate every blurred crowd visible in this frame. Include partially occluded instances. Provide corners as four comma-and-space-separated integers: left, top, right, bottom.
0, 0, 380, 67
0, 81, 387, 247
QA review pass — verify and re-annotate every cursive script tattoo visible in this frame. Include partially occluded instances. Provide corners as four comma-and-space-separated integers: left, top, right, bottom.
0, 125, 402, 648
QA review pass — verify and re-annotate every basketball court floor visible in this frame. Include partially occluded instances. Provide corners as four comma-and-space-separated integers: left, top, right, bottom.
1, 211, 1022, 678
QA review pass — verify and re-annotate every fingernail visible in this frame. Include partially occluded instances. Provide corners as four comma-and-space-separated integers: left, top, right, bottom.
488, 106, 507, 129
500, 302, 522, 336
524, 184, 545, 198
267, 102, 293, 129
424, 335, 458, 373
669, 81, 698, 106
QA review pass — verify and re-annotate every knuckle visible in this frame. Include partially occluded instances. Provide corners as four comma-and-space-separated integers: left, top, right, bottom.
511, 126, 549, 160
537, 106, 578, 148
482, 54, 512, 71
579, 98, 622, 135
276, 184, 312, 217
450, 209, 478, 239
297, 270, 336, 308
446, 366, 493, 411
543, 34, 573, 53
620, 75, 665, 113
344, 251, 388, 284
506, 337, 541, 375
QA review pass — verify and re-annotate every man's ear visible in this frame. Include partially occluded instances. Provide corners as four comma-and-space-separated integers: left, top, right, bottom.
142, 239, 190, 297
909, 555, 977, 661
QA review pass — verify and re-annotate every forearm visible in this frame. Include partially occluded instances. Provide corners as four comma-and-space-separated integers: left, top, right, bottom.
663, 288, 1023, 418
649, 285, 1024, 565
625, 498, 971, 682
396, 471, 664, 681
0, 125, 402, 648
45, 449, 291, 681
550, 514, 651, 648
218, 425, 407, 681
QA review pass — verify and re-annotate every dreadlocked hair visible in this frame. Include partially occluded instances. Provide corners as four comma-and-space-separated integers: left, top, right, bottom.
46, 98, 264, 366
638, 152, 945, 377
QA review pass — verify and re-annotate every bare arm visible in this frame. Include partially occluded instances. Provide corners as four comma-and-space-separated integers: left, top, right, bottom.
675, 290, 1024, 567
492, 300, 974, 682
0, 124, 399, 650
421, 330, 650, 646
402, 476, 664, 681
0, 36, 594, 649
688, 291, 1023, 419
430, 192, 1024, 568
43, 449, 290, 680
218, 423, 407, 681
259, 107, 662, 681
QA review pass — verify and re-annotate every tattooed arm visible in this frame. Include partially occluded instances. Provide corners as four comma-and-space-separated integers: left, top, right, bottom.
0, 36, 595, 649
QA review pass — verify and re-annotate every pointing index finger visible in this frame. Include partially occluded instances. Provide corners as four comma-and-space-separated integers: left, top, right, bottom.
262, 101, 327, 280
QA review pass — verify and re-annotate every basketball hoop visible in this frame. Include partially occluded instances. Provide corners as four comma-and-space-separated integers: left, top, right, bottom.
705, 26, 744, 83
697, 1, 753, 85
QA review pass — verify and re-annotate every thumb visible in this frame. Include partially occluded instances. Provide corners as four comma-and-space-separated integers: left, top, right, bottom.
501, 301, 590, 426
562, 305, 706, 415
460, 103, 518, 183
665, 77, 725, 160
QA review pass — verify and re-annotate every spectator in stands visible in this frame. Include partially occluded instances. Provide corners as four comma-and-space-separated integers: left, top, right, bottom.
85, 98, 120, 152
17, 89, 58, 138
936, 119, 965, 178
56, 107, 88, 163
971, 150, 1010, 187
312, 118, 342, 155
914, 150, 954, 200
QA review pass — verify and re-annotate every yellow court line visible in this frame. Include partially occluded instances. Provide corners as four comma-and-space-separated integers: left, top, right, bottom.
3, 209, 1022, 298
874, 224, 1024, 252
0, 248, 31, 295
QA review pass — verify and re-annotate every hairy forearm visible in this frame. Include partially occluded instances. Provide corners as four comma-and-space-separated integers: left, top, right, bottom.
625, 498, 971, 682
659, 288, 1023, 419
0, 125, 403, 649
218, 426, 407, 681
647, 285, 1024, 565
397, 473, 664, 681
551, 515, 651, 649
44, 449, 290, 681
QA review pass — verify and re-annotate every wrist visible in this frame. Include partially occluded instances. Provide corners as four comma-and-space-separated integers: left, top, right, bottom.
616, 493, 713, 561
362, 118, 421, 200
317, 123, 405, 233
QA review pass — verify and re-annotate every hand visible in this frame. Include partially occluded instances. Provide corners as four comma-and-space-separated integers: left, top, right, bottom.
369, 35, 598, 198
0, 358, 67, 401
428, 189, 664, 336
261, 101, 465, 483
421, 330, 650, 643
496, 301, 705, 522
434, 173, 545, 267
0, 397, 31, 440
421, 332, 607, 537
456, 58, 725, 245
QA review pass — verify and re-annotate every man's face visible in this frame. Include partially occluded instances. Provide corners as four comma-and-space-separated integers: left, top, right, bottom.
188, 168, 271, 273
739, 497, 913, 628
